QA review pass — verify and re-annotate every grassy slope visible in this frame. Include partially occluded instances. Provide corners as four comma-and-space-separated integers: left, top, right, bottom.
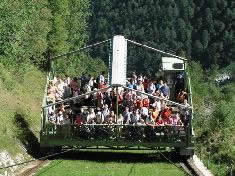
36, 150, 185, 176
0, 64, 46, 155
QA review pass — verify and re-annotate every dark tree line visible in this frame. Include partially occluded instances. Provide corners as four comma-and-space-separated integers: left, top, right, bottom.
88, 0, 234, 74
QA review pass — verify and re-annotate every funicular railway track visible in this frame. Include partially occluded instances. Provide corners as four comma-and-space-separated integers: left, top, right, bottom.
16, 148, 201, 176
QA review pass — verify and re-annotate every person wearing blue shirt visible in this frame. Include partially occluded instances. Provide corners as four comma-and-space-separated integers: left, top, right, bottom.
160, 82, 170, 98
127, 79, 136, 89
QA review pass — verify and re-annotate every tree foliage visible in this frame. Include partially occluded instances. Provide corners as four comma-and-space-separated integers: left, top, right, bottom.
88, 0, 234, 74
0, 0, 102, 77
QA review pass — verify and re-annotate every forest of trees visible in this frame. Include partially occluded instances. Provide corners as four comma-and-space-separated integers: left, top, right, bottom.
1, 0, 233, 74
0, 0, 107, 76
89, 0, 234, 75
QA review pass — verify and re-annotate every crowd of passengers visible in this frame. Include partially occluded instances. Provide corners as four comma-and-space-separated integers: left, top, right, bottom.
46, 72, 191, 129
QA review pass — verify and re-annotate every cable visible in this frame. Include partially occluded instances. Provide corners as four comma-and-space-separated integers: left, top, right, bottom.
50, 39, 111, 61
126, 39, 187, 61
0, 149, 73, 170
158, 151, 191, 176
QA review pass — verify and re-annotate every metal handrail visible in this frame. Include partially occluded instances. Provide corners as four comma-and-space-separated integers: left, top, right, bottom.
122, 85, 192, 109
42, 86, 112, 108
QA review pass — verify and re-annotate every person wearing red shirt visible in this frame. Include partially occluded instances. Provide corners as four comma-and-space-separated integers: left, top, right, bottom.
161, 106, 172, 120
75, 114, 83, 125
135, 96, 143, 109
156, 116, 164, 126
143, 78, 149, 92
142, 96, 150, 108
97, 91, 103, 108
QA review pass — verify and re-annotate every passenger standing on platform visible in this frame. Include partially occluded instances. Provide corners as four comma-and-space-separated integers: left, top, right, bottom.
95, 110, 104, 124
177, 89, 188, 104
97, 91, 103, 108
127, 79, 136, 89
142, 96, 150, 108
97, 71, 105, 84
156, 116, 164, 126
108, 111, 116, 124
130, 109, 140, 124
87, 108, 96, 124
150, 98, 161, 111
135, 96, 143, 109
80, 73, 88, 91
117, 114, 124, 125
179, 99, 190, 126
160, 82, 170, 99
152, 107, 160, 122
136, 80, 145, 96
155, 80, 164, 91
161, 105, 172, 120
123, 107, 132, 124
57, 79, 65, 98
140, 106, 149, 121
102, 104, 110, 121
143, 78, 149, 92
103, 92, 112, 108
171, 113, 183, 134
147, 80, 156, 94
131, 72, 137, 84
57, 110, 64, 125
145, 112, 154, 125
70, 77, 79, 97
88, 75, 94, 90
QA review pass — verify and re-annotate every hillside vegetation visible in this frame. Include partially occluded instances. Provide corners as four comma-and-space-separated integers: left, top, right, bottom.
189, 62, 235, 175
0, 64, 46, 156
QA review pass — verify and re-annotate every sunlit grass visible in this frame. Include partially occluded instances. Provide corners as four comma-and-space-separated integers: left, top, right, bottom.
36, 150, 186, 176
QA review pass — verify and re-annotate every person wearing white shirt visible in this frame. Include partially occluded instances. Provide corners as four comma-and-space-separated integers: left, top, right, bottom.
87, 108, 96, 124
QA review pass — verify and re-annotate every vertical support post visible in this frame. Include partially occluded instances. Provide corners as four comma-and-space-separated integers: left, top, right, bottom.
42, 107, 46, 131
116, 87, 119, 123
108, 40, 112, 85
187, 109, 192, 147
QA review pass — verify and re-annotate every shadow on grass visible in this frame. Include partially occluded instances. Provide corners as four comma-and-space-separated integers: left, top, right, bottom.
52, 150, 178, 164
13, 113, 40, 158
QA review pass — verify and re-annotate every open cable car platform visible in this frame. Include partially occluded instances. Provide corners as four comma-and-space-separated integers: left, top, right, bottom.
40, 35, 194, 156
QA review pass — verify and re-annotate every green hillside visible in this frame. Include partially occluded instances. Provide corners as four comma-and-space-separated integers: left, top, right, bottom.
0, 64, 46, 156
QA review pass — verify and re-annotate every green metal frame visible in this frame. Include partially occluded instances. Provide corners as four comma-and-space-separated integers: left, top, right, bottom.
40, 124, 188, 148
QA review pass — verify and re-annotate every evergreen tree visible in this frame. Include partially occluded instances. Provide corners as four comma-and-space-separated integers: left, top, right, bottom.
89, 0, 234, 72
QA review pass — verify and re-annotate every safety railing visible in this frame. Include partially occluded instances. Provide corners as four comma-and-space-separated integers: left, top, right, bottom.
42, 123, 187, 144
